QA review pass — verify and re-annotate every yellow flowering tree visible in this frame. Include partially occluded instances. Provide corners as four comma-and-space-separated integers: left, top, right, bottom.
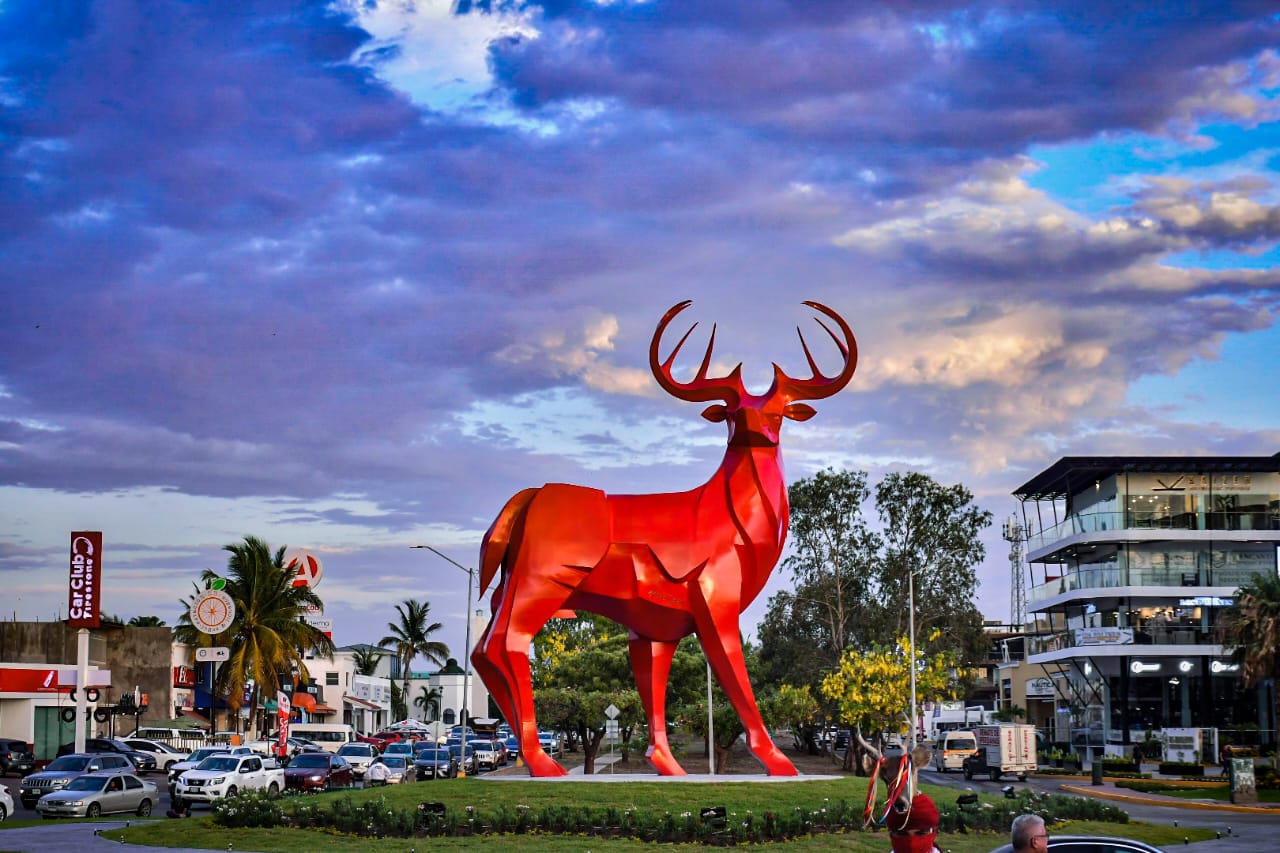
820, 631, 958, 745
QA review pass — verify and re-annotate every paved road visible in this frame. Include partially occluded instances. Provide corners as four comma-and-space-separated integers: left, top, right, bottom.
919, 765, 1279, 853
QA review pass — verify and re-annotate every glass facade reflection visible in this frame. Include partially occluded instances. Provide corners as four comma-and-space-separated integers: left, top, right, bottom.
1013, 455, 1280, 752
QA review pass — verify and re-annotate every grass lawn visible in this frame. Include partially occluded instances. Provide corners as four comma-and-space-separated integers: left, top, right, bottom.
1126, 783, 1280, 804
89, 775, 1215, 853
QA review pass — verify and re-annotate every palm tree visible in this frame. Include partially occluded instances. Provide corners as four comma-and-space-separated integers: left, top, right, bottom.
1225, 570, 1280, 726
351, 646, 384, 676
378, 600, 450, 708
127, 615, 167, 627
414, 684, 441, 722
174, 537, 335, 734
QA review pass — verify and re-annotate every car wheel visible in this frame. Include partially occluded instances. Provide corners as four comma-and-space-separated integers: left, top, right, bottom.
87, 803, 102, 818
0, 802, 7, 820
963, 765, 973, 780
268, 782, 280, 796
136, 799, 152, 817
989, 770, 1001, 782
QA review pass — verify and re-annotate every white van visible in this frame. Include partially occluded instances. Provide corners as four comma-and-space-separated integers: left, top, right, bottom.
934, 730, 978, 772
287, 723, 356, 753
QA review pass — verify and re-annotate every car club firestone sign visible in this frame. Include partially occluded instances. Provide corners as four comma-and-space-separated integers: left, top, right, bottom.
68, 531, 102, 629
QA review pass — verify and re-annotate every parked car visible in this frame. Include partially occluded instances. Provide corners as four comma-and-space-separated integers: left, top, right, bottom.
472, 740, 500, 771
283, 752, 354, 792
336, 742, 379, 780
537, 731, 562, 753
0, 739, 35, 777
19, 753, 134, 809
35, 771, 158, 819
502, 735, 520, 759
413, 747, 457, 780
122, 738, 186, 771
166, 745, 253, 793
987, 836, 1164, 853
58, 738, 157, 773
173, 753, 284, 804
0, 781, 13, 821
369, 755, 411, 784
382, 741, 415, 759
447, 743, 477, 776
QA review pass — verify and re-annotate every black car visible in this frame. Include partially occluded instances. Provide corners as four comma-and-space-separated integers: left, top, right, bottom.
986, 836, 1164, 853
413, 747, 458, 780
58, 738, 157, 773
0, 738, 35, 776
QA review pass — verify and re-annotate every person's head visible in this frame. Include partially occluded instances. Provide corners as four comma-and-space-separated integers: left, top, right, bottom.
1011, 813, 1048, 852
888, 793, 939, 853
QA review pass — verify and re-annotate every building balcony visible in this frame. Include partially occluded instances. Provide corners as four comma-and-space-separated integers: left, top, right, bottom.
1027, 509, 1280, 555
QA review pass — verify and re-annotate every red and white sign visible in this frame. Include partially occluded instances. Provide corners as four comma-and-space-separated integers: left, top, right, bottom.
68, 531, 103, 628
173, 666, 196, 688
0, 668, 70, 693
285, 550, 323, 588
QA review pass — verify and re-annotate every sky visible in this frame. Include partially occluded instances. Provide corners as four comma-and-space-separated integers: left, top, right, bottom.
2, 1, 1279, 672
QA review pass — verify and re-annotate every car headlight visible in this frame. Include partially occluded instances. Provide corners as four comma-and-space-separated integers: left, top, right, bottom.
211, 776, 226, 785
67, 800, 84, 807
308, 774, 324, 782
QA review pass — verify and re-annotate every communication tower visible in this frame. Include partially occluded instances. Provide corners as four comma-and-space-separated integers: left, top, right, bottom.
1002, 516, 1027, 628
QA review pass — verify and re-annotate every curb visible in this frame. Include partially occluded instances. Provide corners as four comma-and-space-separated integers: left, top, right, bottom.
1060, 783, 1277, 814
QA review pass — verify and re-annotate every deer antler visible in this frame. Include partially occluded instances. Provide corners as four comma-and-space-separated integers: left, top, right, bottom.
649, 301, 747, 405
775, 301, 857, 402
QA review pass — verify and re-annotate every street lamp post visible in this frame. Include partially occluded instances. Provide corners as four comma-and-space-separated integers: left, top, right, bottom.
410, 545, 475, 777
908, 566, 918, 750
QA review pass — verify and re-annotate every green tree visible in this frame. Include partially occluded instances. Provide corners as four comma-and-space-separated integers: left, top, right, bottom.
378, 600, 450, 705
173, 536, 335, 734
820, 632, 959, 770
1225, 570, 1280, 723
127, 615, 166, 627
759, 469, 991, 700
415, 684, 442, 722
874, 472, 991, 661
351, 646, 384, 676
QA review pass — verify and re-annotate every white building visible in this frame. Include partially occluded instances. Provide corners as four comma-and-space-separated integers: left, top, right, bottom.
1013, 454, 1280, 754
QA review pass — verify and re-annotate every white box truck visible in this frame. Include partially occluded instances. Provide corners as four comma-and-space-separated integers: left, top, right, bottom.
962, 724, 1038, 781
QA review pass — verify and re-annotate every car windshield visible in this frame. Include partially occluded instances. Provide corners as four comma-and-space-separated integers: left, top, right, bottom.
448, 745, 474, 757
949, 738, 976, 750
382, 756, 407, 768
188, 749, 224, 762
338, 745, 373, 756
386, 743, 411, 753
199, 757, 240, 771
290, 754, 329, 768
62, 776, 110, 791
46, 756, 91, 771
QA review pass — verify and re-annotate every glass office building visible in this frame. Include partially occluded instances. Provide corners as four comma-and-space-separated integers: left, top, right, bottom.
1012, 454, 1280, 752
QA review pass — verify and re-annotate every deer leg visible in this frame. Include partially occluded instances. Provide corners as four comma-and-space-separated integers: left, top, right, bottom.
472, 575, 581, 778
691, 585, 798, 776
628, 634, 685, 775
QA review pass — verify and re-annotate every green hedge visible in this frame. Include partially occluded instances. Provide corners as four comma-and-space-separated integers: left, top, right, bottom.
212, 788, 1129, 843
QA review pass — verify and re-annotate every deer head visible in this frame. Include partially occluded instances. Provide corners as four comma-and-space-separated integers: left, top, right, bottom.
856, 731, 934, 824
649, 301, 857, 447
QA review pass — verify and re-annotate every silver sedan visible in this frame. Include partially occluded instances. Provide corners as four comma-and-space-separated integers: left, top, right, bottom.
36, 771, 158, 819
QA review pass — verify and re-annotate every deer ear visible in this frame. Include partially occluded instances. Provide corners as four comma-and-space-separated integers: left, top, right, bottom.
783, 403, 817, 421
701, 405, 730, 422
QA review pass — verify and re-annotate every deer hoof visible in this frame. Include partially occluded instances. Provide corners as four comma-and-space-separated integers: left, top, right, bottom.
525, 752, 570, 777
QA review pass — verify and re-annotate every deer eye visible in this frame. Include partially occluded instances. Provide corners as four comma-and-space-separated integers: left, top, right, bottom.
783, 403, 816, 421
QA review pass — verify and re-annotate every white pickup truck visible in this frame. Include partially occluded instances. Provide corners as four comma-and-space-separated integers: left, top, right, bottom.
172, 752, 285, 804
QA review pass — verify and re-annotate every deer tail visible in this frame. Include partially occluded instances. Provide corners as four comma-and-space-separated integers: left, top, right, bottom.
478, 487, 539, 593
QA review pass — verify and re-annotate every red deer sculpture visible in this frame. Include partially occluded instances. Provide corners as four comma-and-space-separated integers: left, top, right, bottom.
472, 300, 857, 776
